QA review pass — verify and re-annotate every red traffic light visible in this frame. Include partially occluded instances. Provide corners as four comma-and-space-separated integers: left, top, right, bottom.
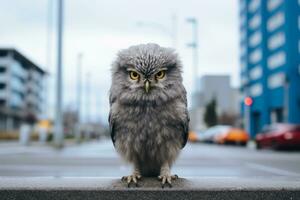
244, 97, 253, 106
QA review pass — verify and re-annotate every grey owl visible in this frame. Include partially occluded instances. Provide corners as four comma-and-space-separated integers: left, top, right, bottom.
109, 43, 189, 187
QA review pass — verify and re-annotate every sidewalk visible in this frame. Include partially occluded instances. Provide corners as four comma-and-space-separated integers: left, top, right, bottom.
1, 177, 300, 200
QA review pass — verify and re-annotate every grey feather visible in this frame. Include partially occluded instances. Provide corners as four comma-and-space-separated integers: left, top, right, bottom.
109, 43, 189, 176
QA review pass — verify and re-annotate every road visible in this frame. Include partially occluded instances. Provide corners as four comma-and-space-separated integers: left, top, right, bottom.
0, 140, 300, 178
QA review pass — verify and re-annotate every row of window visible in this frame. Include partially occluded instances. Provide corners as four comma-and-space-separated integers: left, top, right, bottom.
249, 72, 285, 97
249, 13, 261, 30
241, 50, 286, 85
268, 32, 285, 50
9, 92, 24, 108
247, 32, 286, 67
249, 0, 260, 13
267, 51, 286, 69
11, 62, 27, 79
248, 30, 285, 51
267, 0, 282, 12
249, 48, 262, 64
267, 11, 284, 32
247, 5, 285, 34
10, 77, 25, 93
268, 72, 285, 89
250, 83, 262, 97
249, 65, 262, 80
249, 31, 262, 47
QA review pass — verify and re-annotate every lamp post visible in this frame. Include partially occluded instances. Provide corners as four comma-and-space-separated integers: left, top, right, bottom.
75, 53, 83, 143
186, 17, 199, 91
54, 0, 64, 148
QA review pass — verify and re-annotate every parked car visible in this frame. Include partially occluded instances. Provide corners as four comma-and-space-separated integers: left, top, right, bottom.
188, 131, 198, 142
256, 124, 300, 150
200, 125, 231, 143
214, 128, 249, 146
188, 131, 204, 142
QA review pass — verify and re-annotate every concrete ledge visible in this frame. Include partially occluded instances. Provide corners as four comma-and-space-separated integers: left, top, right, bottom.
1, 177, 300, 200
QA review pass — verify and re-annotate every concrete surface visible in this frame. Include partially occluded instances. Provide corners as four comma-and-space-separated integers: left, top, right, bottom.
1, 140, 300, 178
1, 141, 300, 199
1, 177, 300, 200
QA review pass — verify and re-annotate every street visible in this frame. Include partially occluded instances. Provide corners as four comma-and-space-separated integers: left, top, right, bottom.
0, 140, 299, 179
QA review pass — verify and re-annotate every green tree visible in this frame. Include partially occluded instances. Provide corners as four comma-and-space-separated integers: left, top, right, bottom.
204, 98, 218, 127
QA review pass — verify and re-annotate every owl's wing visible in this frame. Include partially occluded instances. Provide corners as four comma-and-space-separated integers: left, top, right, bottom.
108, 110, 116, 146
109, 93, 116, 146
180, 112, 189, 149
180, 89, 190, 149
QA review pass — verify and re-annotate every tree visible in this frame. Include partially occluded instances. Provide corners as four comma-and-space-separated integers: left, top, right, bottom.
204, 98, 218, 127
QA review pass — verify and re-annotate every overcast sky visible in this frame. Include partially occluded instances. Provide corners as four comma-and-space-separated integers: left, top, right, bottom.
0, 0, 240, 124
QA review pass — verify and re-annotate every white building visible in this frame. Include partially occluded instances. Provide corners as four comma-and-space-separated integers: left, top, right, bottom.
190, 75, 240, 131
0, 48, 46, 131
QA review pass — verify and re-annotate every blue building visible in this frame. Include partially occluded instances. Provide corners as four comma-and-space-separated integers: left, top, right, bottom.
239, 0, 300, 137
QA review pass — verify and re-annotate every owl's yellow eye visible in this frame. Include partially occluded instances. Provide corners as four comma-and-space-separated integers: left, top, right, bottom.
129, 71, 140, 80
155, 70, 166, 79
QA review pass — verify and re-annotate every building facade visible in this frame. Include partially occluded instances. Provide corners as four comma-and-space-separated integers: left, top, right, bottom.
0, 49, 46, 131
240, 0, 300, 137
190, 75, 240, 131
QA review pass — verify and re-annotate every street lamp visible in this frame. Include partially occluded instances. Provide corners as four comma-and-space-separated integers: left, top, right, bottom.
136, 14, 177, 48
75, 53, 83, 143
186, 17, 199, 91
54, 0, 64, 148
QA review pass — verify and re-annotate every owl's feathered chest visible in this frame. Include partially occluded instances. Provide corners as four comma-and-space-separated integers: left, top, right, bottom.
113, 101, 183, 150
116, 103, 179, 130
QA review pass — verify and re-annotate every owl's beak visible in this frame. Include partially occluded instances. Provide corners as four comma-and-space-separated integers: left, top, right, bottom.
144, 80, 150, 93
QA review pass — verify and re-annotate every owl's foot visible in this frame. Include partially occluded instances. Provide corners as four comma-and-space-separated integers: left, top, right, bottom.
121, 173, 142, 187
158, 174, 178, 188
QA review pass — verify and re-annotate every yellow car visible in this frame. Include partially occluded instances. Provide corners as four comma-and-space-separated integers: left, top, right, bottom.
214, 128, 249, 146
188, 131, 199, 143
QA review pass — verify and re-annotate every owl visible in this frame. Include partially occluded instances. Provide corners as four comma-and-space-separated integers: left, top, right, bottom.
109, 43, 189, 188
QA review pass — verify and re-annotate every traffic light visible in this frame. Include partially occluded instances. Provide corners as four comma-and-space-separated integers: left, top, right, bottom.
244, 96, 253, 106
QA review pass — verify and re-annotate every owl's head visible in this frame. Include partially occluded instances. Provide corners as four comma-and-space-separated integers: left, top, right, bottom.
110, 43, 185, 106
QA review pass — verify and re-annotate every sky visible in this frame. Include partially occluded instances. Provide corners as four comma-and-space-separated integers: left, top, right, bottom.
0, 0, 240, 124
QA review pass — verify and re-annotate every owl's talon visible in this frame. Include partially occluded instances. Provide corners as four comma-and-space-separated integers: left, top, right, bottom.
122, 174, 141, 188
172, 174, 179, 179
159, 174, 177, 188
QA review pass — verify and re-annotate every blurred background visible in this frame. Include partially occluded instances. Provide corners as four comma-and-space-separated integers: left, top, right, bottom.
0, 0, 299, 178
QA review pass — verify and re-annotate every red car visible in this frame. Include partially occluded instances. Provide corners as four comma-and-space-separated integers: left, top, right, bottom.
256, 124, 300, 150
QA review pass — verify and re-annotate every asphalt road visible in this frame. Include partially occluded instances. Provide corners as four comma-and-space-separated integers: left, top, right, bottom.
0, 140, 300, 178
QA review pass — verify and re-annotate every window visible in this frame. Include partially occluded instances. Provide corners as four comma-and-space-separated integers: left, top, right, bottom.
250, 65, 262, 80
240, 0, 246, 11
249, 48, 262, 64
240, 14, 246, 28
267, 0, 282, 11
268, 72, 285, 89
267, 12, 284, 32
249, 0, 261, 12
268, 32, 285, 50
241, 75, 248, 85
241, 44, 247, 56
0, 66, 6, 73
241, 29, 246, 41
249, 31, 262, 47
250, 83, 262, 97
267, 51, 286, 69
249, 14, 261, 30
0, 83, 6, 89
241, 59, 247, 71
